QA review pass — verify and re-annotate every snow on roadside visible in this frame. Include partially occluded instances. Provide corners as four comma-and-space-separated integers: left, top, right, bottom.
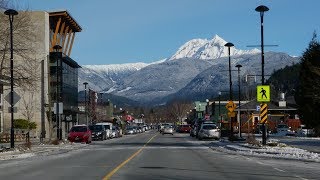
213, 143, 320, 162
0, 142, 88, 161
0, 152, 35, 160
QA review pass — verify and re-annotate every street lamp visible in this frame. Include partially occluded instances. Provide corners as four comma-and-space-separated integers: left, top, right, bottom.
224, 42, 234, 101
218, 91, 222, 126
255, 5, 269, 85
225, 42, 234, 138
235, 64, 242, 138
5, 9, 18, 149
99, 92, 104, 105
53, 45, 62, 140
83, 82, 88, 125
256, 5, 269, 145
205, 99, 209, 115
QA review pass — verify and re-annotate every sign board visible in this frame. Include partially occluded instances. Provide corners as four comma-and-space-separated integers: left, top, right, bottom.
225, 101, 236, 112
227, 112, 236, 118
8, 107, 17, 113
194, 101, 207, 111
5, 91, 21, 106
259, 103, 268, 124
279, 101, 286, 107
53, 102, 63, 114
256, 105, 261, 111
257, 85, 270, 102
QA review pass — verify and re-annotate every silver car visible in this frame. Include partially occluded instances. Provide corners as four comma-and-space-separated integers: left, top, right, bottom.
162, 125, 174, 135
197, 124, 220, 140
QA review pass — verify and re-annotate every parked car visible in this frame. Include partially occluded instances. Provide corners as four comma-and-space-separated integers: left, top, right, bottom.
162, 125, 174, 135
178, 124, 192, 133
197, 124, 220, 140
296, 125, 315, 137
68, 125, 92, 144
96, 122, 112, 139
190, 125, 197, 137
125, 127, 135, 135
276, 124, 295, 136
111, 126, 121, 138
89, 124, 106, 141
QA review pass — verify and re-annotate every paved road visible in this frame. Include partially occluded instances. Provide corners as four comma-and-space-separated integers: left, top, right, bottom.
275, 136, 320, 153
0, 131, 319, 180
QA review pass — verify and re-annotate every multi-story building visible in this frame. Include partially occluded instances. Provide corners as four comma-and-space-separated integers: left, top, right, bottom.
0, 10, 82, 140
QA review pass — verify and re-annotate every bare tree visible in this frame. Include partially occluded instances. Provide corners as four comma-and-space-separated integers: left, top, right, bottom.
168, 100, 193, 124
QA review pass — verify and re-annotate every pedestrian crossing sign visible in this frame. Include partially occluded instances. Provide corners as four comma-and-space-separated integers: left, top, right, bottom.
257, 85, 270, 102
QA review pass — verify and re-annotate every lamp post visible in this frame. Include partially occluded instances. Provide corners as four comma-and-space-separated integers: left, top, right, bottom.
53, 45, 62, 140
225, 42, 234, 138
83, 82, 88, 125
255, 5, 269, 85
205, 99, 209, 116
5, 9, 18, 149
224, 42, 234, 101
235, 64, 242, 138
218, 91, 222, 127
256, 5, 269, 145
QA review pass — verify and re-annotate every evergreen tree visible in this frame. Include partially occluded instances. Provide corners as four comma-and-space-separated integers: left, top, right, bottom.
295, 33, 320, 135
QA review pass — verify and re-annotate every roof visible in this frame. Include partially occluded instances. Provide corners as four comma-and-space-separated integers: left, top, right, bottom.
62, 54, 81, 68
237, 99, 297, 111
49, 10, 82, 32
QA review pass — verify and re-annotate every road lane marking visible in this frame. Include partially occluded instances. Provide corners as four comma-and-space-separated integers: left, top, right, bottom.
273, 167, 285, 172
102, 134, 157, 180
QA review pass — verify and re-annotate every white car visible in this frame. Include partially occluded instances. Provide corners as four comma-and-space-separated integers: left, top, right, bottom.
197, 124, 220, 140
96, 122, 112, 139
276, 124, 295, 136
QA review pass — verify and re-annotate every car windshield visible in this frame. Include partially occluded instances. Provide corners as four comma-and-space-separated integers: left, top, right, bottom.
202, 125, 217, 130
70, 126, 87, 132
104, 125, 110, 129
278, 125, 289, 129
89, 125, 103, 131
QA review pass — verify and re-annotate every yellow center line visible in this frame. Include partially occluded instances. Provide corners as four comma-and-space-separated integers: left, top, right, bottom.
102, 134, 157, 180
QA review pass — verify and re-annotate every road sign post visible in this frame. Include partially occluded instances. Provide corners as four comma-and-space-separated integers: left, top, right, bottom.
226, 101, 236, 138
257, 85, 270, 145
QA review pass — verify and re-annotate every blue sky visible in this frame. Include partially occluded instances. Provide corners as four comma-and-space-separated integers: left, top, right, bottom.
15, 0, 320, 65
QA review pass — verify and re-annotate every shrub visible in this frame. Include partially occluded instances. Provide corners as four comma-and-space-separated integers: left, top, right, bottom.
13, 119, 37, 130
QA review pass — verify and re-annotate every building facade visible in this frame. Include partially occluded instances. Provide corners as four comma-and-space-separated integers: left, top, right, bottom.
0, 10, 82, 140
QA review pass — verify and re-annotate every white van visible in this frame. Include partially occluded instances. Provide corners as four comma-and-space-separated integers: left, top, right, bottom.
96, 122, 113, 139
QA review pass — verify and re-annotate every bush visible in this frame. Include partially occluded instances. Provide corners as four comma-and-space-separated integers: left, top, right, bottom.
13, 119, 37, 130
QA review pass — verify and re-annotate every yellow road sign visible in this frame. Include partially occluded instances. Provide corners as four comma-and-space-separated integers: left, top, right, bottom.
257, 85, 270, 102
228, 112, 236, 118
259, 103, 268, 124
226, 101, 236, 112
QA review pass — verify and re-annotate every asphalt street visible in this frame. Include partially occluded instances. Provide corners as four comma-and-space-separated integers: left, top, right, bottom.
276, 136, 320, 153
0, 130, 319, 180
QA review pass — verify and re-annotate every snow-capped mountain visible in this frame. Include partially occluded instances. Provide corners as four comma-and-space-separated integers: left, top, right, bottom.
111, 58, 213, 102
78, 35, 299, 106
159, 52, 300, 103
170, 35, 260, 60
78, 59, 166, 92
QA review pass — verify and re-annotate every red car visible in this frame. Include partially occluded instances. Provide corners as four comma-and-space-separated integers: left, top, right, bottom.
68, 125, 92, 144
178, 124, 192, 133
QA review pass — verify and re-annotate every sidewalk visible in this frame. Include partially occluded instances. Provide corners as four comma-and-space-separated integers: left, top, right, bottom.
0, 140, 88, 161
210, 138, 320, 163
